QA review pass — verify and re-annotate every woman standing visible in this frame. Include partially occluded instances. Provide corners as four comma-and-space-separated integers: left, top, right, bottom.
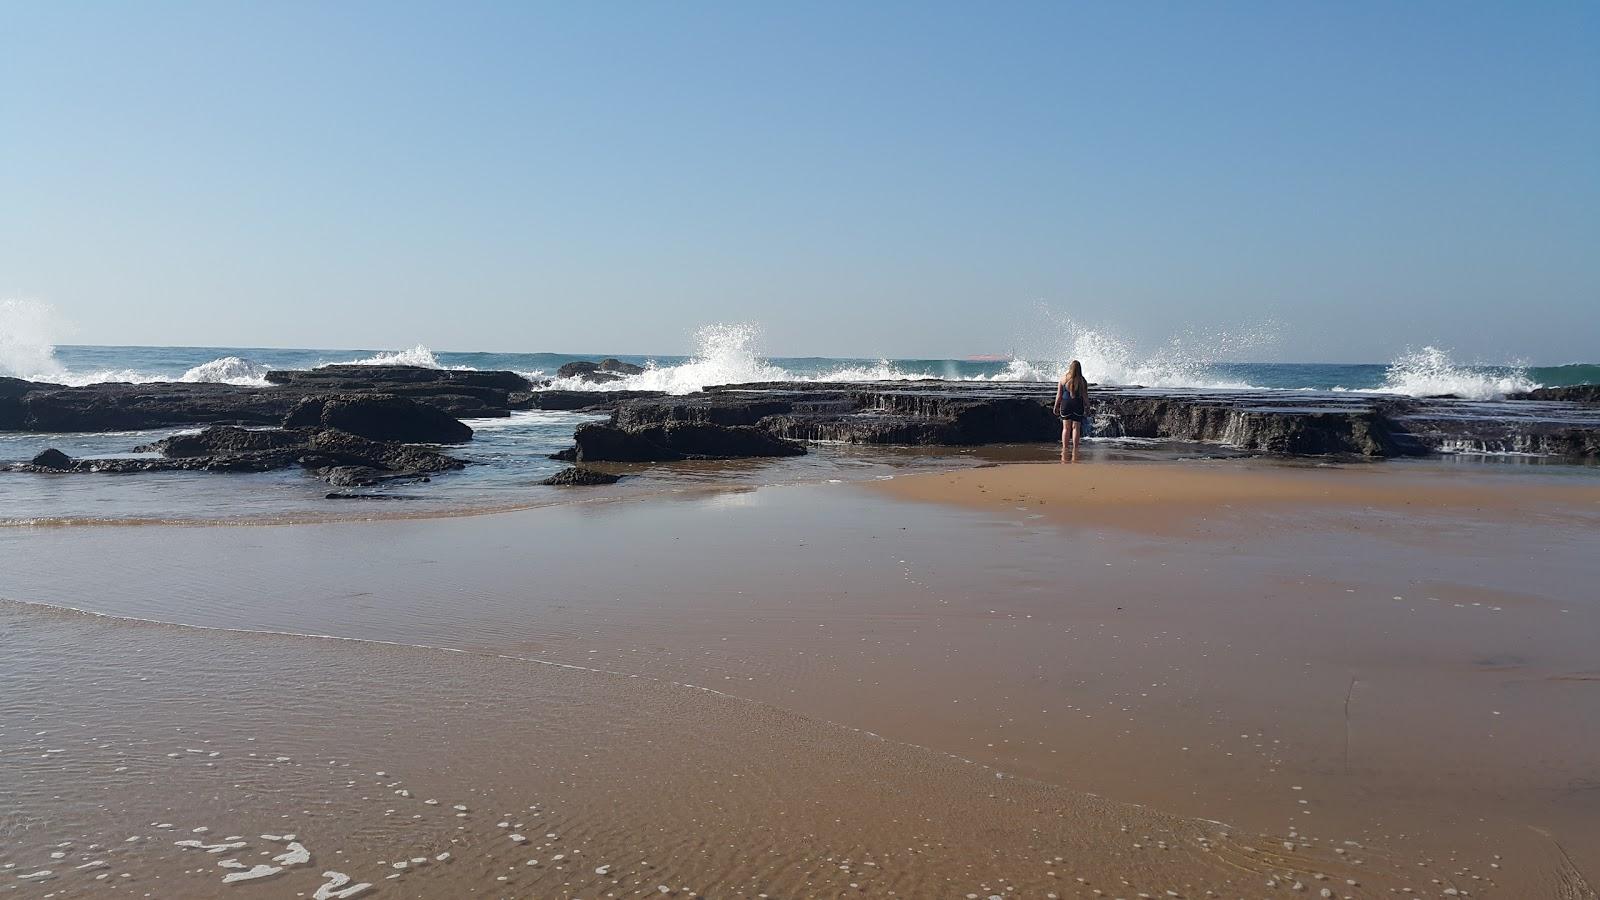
1053, 360, 1089, 463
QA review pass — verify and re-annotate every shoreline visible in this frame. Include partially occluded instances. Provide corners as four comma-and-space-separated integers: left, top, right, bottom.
6, 446, 1598, 531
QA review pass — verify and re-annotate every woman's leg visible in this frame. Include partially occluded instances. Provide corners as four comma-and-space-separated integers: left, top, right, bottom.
1070, 420, 1081, 462
1060, 419, 1070, 462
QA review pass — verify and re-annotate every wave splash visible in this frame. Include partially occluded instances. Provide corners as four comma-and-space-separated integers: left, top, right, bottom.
0, 299, 274, 386
535, 317, 1283, 395
0, 300, 1560, 400
0, 298, 69, 381
178, 356, 271, 385
337, 344, 450, 368
996, 309, 1279, 389
542, 323, 790, 394
1374, 346, 1535, 400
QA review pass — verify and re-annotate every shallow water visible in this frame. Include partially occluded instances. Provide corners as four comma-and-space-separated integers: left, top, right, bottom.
2, 601, 1469, 899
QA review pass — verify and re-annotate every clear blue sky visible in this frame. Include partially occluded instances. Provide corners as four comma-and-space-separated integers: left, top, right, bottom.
3, 1, 1596, 363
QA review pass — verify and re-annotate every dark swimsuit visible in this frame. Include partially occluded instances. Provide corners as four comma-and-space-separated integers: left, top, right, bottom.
1058, 388, 1085, 423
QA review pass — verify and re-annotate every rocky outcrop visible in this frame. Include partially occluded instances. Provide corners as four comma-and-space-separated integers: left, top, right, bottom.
0, 367, 674, 435
0, 379, 299, 432
554, 421, 806, 462
1087, 393, 1406, 456
136, 425, 309, 457
555, 359, 647, 383
568, 381, 1600, 460
283, 394, 473, 443
17, 424, 466, 484
266, 365, 531, 418
266, 364, 529, 392
540, 466, 623, 486
1510, 385, 1600, 404
29, 448, 73, 469
519, 390, 665, 412
0, 366, 534, 434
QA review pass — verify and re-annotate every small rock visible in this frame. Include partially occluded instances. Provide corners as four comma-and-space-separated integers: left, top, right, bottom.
540, 466, 622, 486
30, 448, 72, 469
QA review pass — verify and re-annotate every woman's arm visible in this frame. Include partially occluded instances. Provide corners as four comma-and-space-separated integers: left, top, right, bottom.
1053, 379, 1065, 416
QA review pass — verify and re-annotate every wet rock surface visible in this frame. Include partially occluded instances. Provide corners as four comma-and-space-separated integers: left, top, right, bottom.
554, 359, 647, 383
12, 424, 466, 484
1511, 385, 1600, 404
283, 394, 473, 443
0, 367, 533, 432
29, 448, 74, 470
540, 466, 623, 486
267, 365, 531, 418
519, 389, 665, 412
136, 425, 309, 457
554, 421, 807, 462
1, 376, 300, 432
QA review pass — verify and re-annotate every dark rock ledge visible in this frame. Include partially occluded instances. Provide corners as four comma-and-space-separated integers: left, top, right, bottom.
9, 393, 470, 487
552, 381, 1600, 461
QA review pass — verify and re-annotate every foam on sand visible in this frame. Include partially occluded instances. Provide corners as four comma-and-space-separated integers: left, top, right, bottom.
314, 871, 373, 899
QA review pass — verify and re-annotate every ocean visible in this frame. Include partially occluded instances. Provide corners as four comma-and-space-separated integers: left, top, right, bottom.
19, 328, 1600, 398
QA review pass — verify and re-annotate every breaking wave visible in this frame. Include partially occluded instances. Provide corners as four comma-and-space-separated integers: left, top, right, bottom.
1370, 346, 1536, 400
178, 356, 271, 385
540, 323, 790, 394
336, 344, 451, 368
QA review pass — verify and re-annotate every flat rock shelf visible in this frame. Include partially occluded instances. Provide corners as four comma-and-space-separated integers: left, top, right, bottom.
588, 380, 1600, 460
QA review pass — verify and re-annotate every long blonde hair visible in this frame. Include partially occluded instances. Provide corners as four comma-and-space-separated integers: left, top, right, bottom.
1064, 360, 1088, 399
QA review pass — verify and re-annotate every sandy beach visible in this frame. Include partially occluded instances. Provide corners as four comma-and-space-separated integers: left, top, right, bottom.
3, 458, 1597, 897
9, 1, 1598, 895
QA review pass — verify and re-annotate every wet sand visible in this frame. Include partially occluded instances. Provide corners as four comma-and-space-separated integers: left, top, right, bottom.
2, 459, 1598, 896
875, 459, 1600, 536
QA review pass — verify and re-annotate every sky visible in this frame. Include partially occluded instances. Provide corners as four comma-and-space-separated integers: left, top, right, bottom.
2, 1, 1597, 363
